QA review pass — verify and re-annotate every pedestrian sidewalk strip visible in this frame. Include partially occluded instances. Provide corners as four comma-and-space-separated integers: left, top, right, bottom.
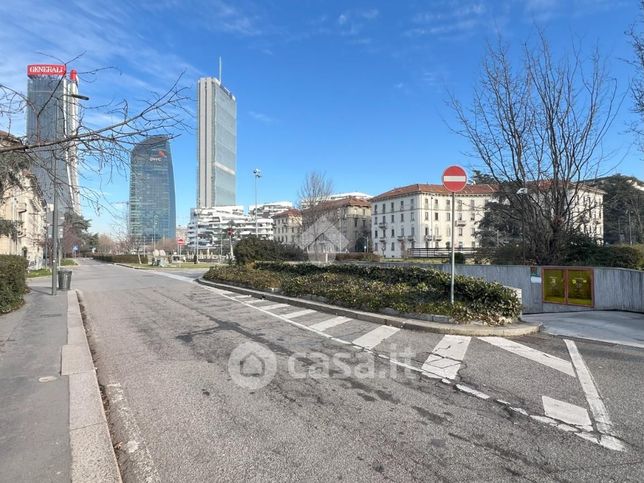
310, 316, 352, 332
282, 309, 316, 320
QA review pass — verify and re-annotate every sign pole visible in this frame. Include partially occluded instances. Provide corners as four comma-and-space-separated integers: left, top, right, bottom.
450, 191, 455, 305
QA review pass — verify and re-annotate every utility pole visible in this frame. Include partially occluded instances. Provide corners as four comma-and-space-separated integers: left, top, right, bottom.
450, 192, 455, 304
628, 210, 633, 245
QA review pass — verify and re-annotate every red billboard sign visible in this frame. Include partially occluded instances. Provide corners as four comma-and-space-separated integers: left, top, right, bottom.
442, 165, 468, 193
27, 64, 67, 77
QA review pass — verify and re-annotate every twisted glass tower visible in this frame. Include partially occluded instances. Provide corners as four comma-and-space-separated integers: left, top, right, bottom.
128, 136, 176, 242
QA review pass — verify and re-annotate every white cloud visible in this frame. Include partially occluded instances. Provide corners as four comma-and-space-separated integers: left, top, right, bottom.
249, 111, 277, 124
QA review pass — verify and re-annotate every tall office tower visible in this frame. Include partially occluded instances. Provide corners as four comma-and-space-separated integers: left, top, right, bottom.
26, 64, 81, 214
128, 136, 176, 243
197, 75, 237, 207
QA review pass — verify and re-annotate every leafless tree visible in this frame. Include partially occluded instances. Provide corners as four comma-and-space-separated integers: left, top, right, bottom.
0, 56, 190, 218
629, 1, 644, 154
450, 32, 618, 263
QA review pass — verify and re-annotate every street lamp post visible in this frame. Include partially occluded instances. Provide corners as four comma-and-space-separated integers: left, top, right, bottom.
253, 168, 261, 237
51, 92, 89, 295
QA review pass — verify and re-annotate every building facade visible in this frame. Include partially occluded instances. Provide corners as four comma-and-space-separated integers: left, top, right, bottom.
128, 136, 176, 243
370, 184, 496, 258
26, 64, 81, 214
187, 206, 273, 254
197, 76, 237, 208
273, 208, 302, 245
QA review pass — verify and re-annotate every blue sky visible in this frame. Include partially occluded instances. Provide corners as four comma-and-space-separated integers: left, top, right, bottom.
1, 0, 642, 234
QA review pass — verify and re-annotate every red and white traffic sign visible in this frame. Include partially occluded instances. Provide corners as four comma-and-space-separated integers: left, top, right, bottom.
442, 165, 468, 192
177, 238, 185, 246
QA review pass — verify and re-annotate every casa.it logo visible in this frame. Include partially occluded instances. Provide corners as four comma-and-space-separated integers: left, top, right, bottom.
27, 64, 67, 77
228, 342, 277, 390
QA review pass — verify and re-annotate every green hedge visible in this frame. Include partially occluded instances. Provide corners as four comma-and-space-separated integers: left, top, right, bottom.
204, 262, 522, 324
0, 255, 28, 313
335, 252, 382, 262
233, 237, 306, 265
93, 254, 149, 264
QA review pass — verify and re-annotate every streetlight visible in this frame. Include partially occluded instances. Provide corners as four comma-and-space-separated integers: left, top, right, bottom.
253, 168, 262, 236
516, 187, 528, 265
52, 92, 89, 295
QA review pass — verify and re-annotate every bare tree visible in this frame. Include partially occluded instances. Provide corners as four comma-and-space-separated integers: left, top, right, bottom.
629, 1, 644, 154
450, 32, 618, 264
296, 171, 341, 259
0, 57, 190, 217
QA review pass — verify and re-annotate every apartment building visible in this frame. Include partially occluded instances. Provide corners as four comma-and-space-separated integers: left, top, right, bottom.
273, 208, 302, 245
370, 184, 496, 258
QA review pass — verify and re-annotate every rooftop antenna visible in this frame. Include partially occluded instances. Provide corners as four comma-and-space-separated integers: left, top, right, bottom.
218, 57, 222, 82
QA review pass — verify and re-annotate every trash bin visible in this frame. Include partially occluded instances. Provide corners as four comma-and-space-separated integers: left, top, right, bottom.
57, 269, 72, 290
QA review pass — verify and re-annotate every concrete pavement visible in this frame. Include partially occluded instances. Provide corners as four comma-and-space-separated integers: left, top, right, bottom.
524, 311, 644, 349
0, 276, 120, 483
74, 260, 644, 481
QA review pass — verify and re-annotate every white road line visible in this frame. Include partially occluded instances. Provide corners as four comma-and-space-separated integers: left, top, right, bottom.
261, 303, 290, 311
421, 335, 471, 380
542, 395, 592, 430
310, 316, 352, 332
564, 339, 616, 436
242, 298, 266, 305
282, 309, 317, 320
479, 337, 575, 377
455, 384, 490, 400
352, 325, 400, 350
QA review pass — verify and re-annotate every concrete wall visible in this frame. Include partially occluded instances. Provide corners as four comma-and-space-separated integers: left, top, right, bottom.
373, 261, 644, 314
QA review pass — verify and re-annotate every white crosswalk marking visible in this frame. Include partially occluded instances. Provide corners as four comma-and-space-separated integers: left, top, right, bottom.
310, 316, 352, 332
282, 309, 316, 320
261, 303, 290, 311
422, 335, 471, 379
542, 395, 592, 430
479, 337, 575, 377
352, 325, 400, 350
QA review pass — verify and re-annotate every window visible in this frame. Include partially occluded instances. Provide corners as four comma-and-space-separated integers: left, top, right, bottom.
362, 219, 366, 228
411, 211, 415, 221
391, 242, 394, 251
425, 227, 429, 236
411, 227, 415, 237
424, 212, 429, 220
458, 227, 463, 236
446, 213, 451, 222
391, 228, 395, 237
391, 202, 394, 211
470, 200, 475, 210
434, 199, 438, 208
458, 212, 463, 221
362, 208, 365, 216
374, 205, 378, 214
401, 227, 405, 237
410, 198, 414, 208
446, 199, 451, 209
375, 242, 378, 252
391, 214, 394, 222
382, 203, 386, 213
434, 212, 438, 221
447, 227, 451, 237
400, 213, 404, 222
457, 200, 463, 211
382, 215, 385, 224
424, 199, 429, 209
471, 228, 476, 236
375, 230, 378, 238
400, 200, 404, 209
458, 241, 463, 249
354, 218, 358, 227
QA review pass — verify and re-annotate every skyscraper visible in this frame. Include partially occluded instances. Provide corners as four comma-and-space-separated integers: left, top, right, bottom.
26, 64, 81, 214
128, 136, 176, 243
197, 75, 237, 207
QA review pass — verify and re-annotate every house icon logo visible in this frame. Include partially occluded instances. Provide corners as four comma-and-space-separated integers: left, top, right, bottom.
299, 215, 349, 262
228, 342, 276, 390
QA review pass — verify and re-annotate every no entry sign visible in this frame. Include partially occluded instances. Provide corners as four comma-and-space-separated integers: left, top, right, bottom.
442, 165, 468, 192
177, 238, 185, 246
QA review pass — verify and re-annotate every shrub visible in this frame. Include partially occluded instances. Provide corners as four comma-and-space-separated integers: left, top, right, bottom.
235, 262, 521, 324
93, 254, 149, 264
0, 255, 28, 313
203, 265, 282, 290
233, 237, 307, 265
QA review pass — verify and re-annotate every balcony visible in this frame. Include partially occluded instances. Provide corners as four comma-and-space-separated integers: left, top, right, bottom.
455, 220, 467, 227
377, 222, 387, 228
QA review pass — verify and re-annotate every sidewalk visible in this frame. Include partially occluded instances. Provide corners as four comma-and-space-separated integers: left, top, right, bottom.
0, 278, 120, 482
0, 279, 70, 482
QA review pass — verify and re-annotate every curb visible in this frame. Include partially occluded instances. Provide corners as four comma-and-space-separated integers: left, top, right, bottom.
62, 290, 122, 483
197, 278, 541, 337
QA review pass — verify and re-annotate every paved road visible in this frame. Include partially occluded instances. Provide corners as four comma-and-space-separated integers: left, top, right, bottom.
74, 260, 644, 481
524, 311, 644, 349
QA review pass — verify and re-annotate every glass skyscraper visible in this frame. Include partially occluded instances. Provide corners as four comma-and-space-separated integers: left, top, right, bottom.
197, 76, 236, 207
26, 65, 81, 214
129, 136, 176, 242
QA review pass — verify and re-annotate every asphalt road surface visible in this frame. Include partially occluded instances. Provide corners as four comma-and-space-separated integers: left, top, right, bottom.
73, 260, 644, 482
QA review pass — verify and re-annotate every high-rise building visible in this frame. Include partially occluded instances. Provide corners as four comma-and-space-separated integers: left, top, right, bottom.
197, 76, 237, 207
26, 64, 81, 213
128, 136, 176, 243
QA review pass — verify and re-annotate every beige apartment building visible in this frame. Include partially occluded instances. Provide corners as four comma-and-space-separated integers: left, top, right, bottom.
370, 184, 495, 258
0, 171, 47, 268
273, 208, 302, 245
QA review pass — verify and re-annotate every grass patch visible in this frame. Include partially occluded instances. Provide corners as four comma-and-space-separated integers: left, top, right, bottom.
61, 259, 77, 266
27, 268, 51, 278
